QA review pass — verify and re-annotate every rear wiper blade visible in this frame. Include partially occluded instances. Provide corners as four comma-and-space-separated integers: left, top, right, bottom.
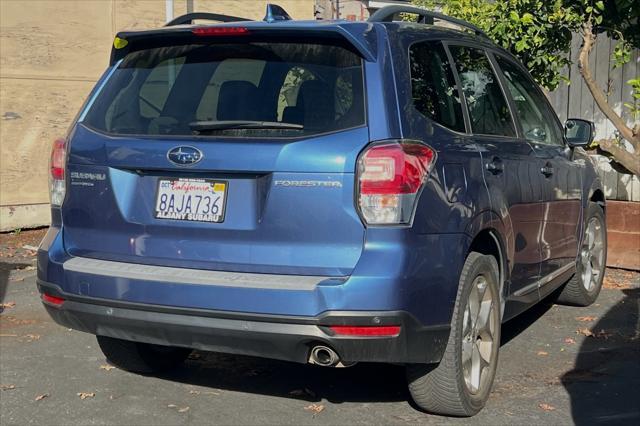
189, 120, 304, 132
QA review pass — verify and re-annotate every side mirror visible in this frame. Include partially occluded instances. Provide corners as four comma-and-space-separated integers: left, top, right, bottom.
564, 118, 595, 147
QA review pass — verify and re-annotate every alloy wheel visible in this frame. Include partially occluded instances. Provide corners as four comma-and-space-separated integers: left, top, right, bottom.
461, 275, 497, 394
580, 217, 605, 292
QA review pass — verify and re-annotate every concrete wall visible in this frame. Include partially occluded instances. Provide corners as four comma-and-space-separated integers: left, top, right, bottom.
0, 0, 314, 231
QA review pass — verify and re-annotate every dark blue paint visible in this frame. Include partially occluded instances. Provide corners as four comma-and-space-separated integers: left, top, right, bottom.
39, 19, 602, 334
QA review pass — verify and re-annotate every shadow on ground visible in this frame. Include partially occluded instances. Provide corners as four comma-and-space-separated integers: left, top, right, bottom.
150, 298, 559, 407
562, 288, 640, 425
0, 262, 29, 309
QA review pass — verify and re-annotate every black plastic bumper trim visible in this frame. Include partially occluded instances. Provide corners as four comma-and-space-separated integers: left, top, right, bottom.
37, 279, 450, 364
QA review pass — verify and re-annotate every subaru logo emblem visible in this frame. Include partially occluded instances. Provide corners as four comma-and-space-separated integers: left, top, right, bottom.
167, 146, 203, 166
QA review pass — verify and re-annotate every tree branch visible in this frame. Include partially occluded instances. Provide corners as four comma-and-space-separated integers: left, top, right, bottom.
578, 23, 640, 151
598, 139, 640, 176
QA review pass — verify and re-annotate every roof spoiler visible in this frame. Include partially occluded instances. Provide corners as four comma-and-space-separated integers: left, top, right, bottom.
165, 3, 292, 27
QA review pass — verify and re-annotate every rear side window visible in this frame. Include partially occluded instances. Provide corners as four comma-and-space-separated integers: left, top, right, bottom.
449, 46, 516, 137
83, 42, 365, 138
409, 42, 465, 132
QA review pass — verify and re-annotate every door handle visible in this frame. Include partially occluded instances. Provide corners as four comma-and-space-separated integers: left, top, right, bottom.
486, 157, 504, 175
540, 163, 554, 177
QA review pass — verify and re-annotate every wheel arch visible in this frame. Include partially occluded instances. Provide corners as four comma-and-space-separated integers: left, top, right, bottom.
464, 210, 512, 319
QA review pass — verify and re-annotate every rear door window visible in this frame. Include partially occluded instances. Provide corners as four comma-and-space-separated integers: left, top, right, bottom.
409, 41, 465, 132
449, 46, 516, 137
83, 42, 366, 138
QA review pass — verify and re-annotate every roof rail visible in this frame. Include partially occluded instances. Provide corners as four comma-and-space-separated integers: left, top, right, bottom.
165, 12, 252, 27
367, 5, 489, 39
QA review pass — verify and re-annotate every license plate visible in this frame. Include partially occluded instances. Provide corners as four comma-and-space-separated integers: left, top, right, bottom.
155, 178, 227, 223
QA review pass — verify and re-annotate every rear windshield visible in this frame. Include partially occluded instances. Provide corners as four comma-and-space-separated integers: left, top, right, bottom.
82, 42, 366, 138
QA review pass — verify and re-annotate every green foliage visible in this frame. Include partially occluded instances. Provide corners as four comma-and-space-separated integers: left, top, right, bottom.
411, 0, 638, 92
412, 0, 579, 90
624, 78, 640, 120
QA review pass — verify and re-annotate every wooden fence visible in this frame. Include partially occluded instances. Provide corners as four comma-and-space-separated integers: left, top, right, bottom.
548, 33, 639, 202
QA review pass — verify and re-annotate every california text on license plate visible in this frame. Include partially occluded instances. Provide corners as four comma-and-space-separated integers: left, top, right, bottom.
155, 178, 227, 223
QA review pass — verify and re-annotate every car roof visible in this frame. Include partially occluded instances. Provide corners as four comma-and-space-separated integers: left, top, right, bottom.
112, 16, 514, 66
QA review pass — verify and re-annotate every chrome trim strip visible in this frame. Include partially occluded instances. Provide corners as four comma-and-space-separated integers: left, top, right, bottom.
63, 257, 330, 290
512, 262, 575, 297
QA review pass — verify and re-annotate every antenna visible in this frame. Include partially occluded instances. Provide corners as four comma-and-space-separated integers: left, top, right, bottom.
264, 3, 292, 22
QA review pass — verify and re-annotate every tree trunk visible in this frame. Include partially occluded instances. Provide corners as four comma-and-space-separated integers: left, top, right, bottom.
578, 23, 640, 176
599, 139, 640, 176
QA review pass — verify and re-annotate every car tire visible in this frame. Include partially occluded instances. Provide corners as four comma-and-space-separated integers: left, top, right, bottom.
96, 336, 191, 374
406, 252, 501, 417
556, 202, 607, 307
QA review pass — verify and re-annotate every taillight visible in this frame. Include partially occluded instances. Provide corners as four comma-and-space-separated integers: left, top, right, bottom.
357, 140, 435, 225
192, 27, 250, 36
49, 138, 67, 206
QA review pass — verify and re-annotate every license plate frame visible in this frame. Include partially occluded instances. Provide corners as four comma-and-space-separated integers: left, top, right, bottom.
154, 177, 228, 223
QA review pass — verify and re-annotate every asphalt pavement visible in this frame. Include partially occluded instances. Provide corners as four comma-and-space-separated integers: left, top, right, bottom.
1, 264, 638, 425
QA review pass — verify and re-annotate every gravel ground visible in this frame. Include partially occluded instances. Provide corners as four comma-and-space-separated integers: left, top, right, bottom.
0, 236, 638, 425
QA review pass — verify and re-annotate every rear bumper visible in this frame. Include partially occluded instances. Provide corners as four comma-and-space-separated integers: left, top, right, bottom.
38, 279, 450, 364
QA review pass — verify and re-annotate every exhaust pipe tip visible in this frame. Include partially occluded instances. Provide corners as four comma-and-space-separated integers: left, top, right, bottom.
309, 345, 340, 367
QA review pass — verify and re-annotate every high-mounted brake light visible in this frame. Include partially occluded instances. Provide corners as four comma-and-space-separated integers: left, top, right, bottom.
329, 325, 401, 337
192, 27, 250, 36
357, 141, 435, 225
49, 138, 67, 207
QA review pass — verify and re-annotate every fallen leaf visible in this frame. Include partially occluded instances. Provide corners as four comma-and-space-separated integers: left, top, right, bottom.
576, 328, 594, 337
576, 316, 597, 322
537, 351, 549, 356
77, 392, 95, 400
0, 384, 16, 391
178, 406, 190, 413
539, 403, 556, 411
99, 364, 116, 371
304, 403, 325, 414
23, 334, 41, 341
564, 337, 576, 344
35, 393, 49, 401
0, 302, 16, 309
595, 329, 612, 340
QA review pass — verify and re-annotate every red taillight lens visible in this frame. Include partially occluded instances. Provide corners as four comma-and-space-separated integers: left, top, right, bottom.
329, 325, 401, 337
357, 140, 435, 225
360, 143, 434, 195
42, 293, 65, 307
49, 137, 67, 206
192, 26, 250, 36
50, 138, 66, 180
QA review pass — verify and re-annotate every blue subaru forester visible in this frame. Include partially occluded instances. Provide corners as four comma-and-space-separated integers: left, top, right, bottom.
38, 4, 607, 416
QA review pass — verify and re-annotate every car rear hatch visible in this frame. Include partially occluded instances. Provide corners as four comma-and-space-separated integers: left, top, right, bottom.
62, 25, 372, 277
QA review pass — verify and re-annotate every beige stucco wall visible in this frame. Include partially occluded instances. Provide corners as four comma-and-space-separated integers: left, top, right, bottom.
0, 0, 314, 231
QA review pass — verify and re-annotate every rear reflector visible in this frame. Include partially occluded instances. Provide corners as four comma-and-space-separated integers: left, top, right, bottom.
329, 325, 401, 337
192, 27, 250, 36
42, 293, 65, 307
